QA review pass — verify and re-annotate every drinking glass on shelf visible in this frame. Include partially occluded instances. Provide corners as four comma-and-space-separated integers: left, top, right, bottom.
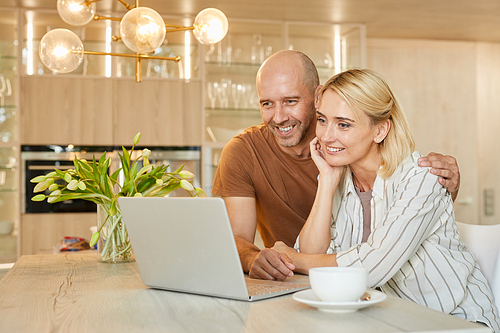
244, 83, 259, 109
231, 83, 243, 109
207, 82, 218, 109
220, 79, 231, 108
251, 34, 263, 64
205, 44, 215, 62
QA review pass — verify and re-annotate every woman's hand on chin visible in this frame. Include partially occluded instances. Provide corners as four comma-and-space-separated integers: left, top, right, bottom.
310, 137, 345, 181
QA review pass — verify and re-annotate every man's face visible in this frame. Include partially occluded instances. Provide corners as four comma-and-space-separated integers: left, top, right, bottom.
257, 66, 316, 148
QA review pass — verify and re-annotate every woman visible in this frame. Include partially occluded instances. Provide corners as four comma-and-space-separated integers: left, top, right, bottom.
273, 69, 499, 331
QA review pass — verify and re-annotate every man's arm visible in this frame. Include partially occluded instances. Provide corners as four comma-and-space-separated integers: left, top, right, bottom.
223, 196, 295, 281
418, 152, 460, 202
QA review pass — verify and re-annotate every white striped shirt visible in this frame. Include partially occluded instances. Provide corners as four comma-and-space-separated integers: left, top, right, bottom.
302, 151, 500, 331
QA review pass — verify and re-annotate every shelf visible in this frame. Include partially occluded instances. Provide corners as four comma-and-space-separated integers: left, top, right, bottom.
202, 142, 227, 149
205, 62, 261, 76
0, 166, 17, 170
205, 108, 261, 117
0, 188, 17, 193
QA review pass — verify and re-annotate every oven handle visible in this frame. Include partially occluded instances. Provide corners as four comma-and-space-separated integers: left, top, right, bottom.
28, 165, 75, 170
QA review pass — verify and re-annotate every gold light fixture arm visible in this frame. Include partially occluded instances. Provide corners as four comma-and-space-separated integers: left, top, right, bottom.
76, 50, 181, 82
80, 50, 181, 62
165, 26, 195, 33
84, 0, 101, 6
117, 0, 136, 10
94, 14, 122, 22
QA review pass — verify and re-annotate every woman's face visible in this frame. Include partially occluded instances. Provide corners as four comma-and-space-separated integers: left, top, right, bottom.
315, 89, 386, 168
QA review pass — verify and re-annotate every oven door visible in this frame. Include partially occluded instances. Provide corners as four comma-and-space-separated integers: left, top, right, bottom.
24, 160, 97, 213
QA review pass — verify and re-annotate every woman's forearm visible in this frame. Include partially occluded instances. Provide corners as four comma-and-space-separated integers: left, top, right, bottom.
292, 252, 338, 274
299, 173, 340, 254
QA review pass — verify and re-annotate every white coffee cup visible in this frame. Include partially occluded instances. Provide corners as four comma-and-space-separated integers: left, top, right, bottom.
309, 267, 368, 303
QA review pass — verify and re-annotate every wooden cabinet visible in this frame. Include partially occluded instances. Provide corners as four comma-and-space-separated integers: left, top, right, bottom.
20, 76, 203, 146
20, 76, 114, 145
20, 213, 96, 255
113, 79, 202, 146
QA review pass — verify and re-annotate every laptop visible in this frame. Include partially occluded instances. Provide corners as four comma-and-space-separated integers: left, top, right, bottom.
118, 197, 310, 301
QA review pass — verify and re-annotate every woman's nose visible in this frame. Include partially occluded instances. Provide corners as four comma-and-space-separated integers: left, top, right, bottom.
320, 126, 336, 143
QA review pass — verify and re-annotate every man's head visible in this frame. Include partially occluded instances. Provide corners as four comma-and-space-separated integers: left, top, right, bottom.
256, 50, 319, 154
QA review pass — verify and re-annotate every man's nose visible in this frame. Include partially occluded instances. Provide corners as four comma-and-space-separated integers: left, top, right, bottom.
273, 103, 289, 124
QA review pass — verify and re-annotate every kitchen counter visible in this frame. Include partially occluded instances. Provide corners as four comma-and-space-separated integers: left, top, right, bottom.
0, 252, 490, 333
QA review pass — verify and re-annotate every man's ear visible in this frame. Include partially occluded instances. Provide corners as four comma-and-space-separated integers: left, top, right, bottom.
314, 85, 323, 109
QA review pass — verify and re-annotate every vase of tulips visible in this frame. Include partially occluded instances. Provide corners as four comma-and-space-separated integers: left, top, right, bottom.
31, 133, 206, 263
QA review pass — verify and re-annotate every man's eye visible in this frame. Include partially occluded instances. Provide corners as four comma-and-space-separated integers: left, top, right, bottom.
261, 102, 272, 108
285, 100, 297, 105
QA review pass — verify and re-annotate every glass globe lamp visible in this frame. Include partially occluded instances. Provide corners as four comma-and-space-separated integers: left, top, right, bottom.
193, 8, 228, 45
120, 7, 166, 54
39, 29, 84, 73
57, 0, 96, 26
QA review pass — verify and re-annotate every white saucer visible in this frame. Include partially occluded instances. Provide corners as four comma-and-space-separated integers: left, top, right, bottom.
292, 289, 387, 313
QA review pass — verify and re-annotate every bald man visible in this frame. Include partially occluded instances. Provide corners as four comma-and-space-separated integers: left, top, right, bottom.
212, 50, 461, 281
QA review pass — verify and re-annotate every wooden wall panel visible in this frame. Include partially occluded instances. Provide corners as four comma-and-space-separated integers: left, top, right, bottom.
476, 42, 500, 225
20, 76, 114, 145
366, 38, 479, 224
112, 79, 202, 147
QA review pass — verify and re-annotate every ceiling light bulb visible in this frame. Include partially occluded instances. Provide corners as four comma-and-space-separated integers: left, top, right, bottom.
39, 28, 84, 73
120, 7, 166, 54
193, 8, 228, 45
57, 0, 96, 26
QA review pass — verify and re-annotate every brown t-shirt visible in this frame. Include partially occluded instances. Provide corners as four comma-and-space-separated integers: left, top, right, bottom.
212, 124, 319, 247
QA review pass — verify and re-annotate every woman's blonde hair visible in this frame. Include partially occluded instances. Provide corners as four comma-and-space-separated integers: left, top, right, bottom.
318, 69, 415, 178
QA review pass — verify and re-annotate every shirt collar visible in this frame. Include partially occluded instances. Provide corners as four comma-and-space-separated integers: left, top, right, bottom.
344, 166, 385, 200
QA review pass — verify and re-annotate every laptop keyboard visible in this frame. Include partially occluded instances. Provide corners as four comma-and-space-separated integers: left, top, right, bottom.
247, 283, 294, 296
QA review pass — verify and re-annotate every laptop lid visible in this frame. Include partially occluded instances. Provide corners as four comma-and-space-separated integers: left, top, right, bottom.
119, 196, 287, 301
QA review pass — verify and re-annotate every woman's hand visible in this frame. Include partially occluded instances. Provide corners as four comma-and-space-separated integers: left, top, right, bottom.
310, 137, 345, 183
272, 241, 299, 261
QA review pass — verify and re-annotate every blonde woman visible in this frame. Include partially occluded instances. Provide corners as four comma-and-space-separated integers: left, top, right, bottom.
273, 69, 499, 330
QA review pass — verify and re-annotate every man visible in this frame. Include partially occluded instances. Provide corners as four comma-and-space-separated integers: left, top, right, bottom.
212, 50, 460, 281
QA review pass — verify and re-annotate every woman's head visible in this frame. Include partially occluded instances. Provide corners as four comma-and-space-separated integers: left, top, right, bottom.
315, 69, 415, 178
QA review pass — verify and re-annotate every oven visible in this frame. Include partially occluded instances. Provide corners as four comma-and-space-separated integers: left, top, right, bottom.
21, 145, 201, 213
22, 145, 114, 213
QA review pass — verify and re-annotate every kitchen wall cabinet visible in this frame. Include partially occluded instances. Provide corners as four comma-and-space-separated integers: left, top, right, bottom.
113, 79, 202, 146
0, 8, 19, 264
20, 76, 114, 145
20, 76, 203, 146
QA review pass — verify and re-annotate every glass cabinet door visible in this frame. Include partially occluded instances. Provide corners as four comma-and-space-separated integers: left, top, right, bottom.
202, 20, 365, 194
0, 8, 19, 263
202, 20, 283, 193
287, 23, 365, 83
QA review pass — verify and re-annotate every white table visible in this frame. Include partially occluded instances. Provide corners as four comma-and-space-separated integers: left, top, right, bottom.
0, 252, 491, 333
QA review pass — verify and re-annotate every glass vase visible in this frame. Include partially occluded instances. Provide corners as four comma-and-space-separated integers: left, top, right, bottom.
97, 204, 134, 263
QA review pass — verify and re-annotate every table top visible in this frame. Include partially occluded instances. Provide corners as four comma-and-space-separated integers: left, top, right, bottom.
0, 252, 491, 333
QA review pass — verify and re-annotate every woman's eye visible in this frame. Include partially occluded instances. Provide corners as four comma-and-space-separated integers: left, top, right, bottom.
339, 123, 351, 129
317, 117, 326, 124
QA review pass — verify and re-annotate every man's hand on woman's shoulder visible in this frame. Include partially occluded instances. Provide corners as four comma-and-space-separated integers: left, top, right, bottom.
418, 152, 460, 202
